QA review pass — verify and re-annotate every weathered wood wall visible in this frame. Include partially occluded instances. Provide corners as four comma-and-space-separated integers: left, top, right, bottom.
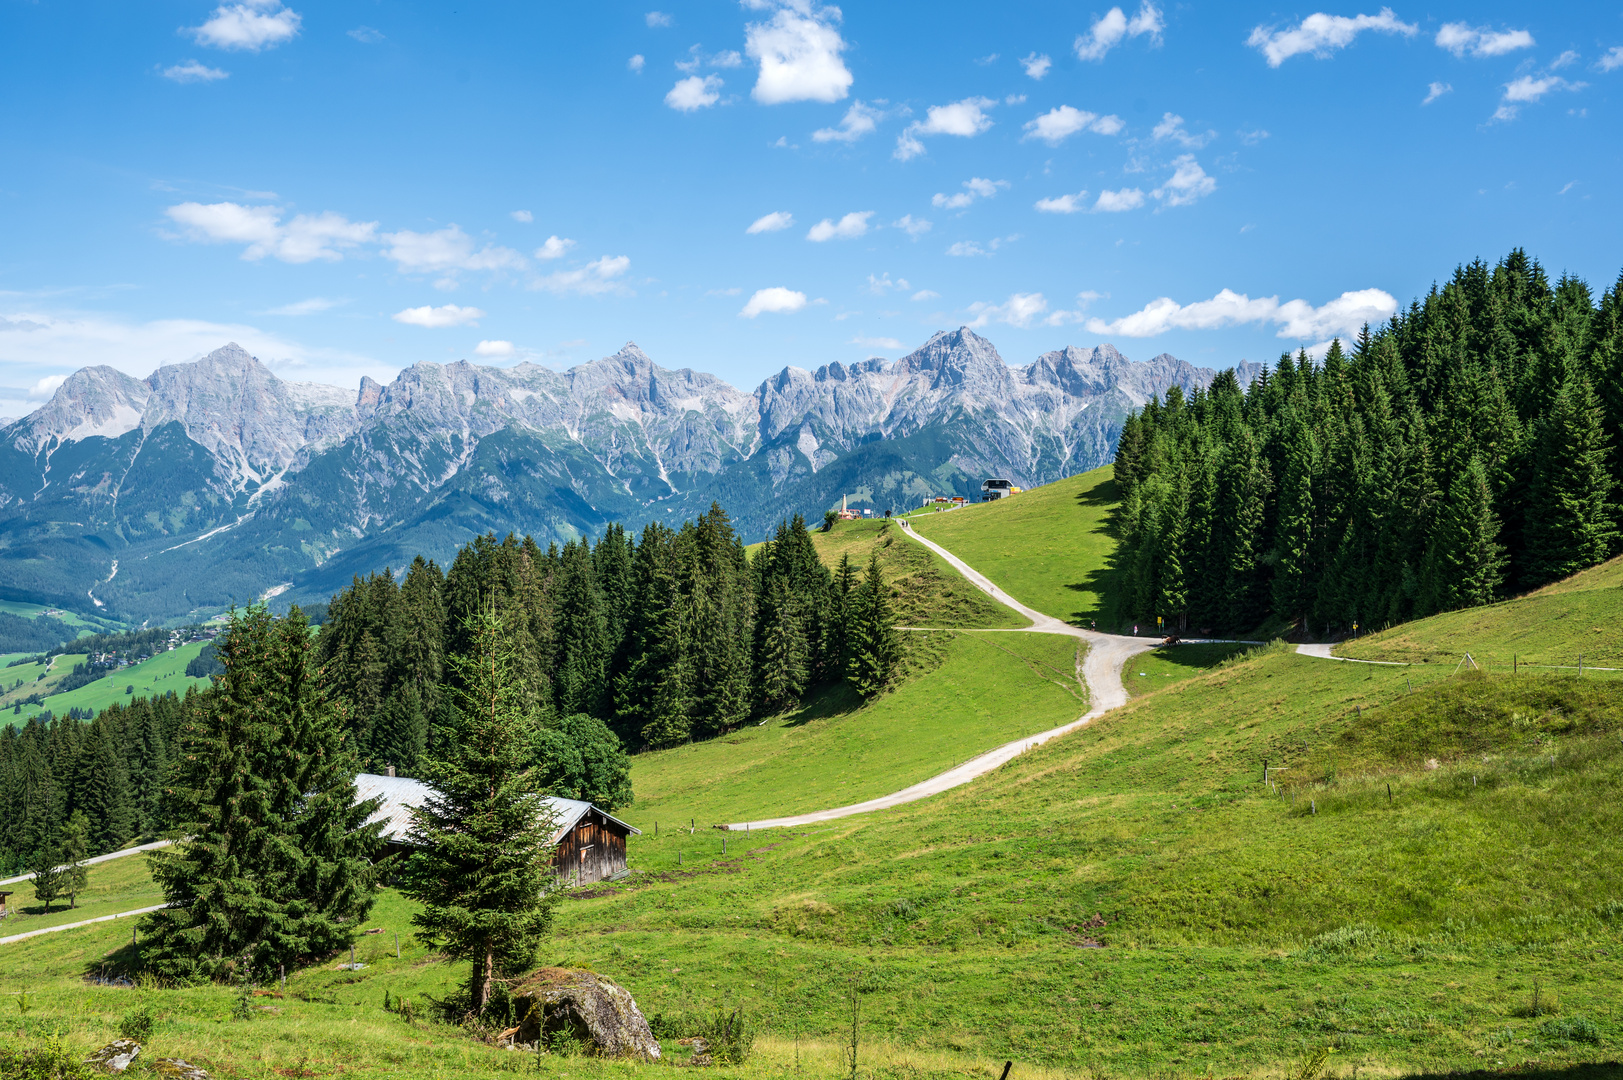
551, 811, 629, 885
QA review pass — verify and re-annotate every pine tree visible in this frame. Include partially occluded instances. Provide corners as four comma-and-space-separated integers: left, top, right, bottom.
1419, 457, 1506, 613
1522, 373, 1617, 586
401, 602, 561, 1015
846, 554, 900, 698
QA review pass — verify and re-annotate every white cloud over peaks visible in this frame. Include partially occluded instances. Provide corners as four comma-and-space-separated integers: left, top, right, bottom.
165, 201, 377, 263
807, 211, 873, 241
534, 255, 632, 296
1248, 8, 1416, 67
895, 97, 996, 160
1152, 112, 1214, 148
1599, 46, 1623, 73
475, 340, 515, 357
747, 211, 795, 234
161, 60, 229, 83
535, 235, 575, 260
967, 293, 1048, 329
646, 11, 674, 28
740, 287, 808, 317
1435, 22, 1533, 58
1022, 105, 1124, 145
30, 374, 69, 400
666, 75, 723, 111
628, 54, 646, 72
745, 3, 852, 105
1075, 2, 1163, 62
1034, 191, 1088, 214
1152, 155, 1216, 206
1493, 74, 1586, 121
933, 178, 1008, 209
393, 304, 484, 328
1084, 287, 1397, 343
851, 335, 905, 350
1095, 188, 1146, 212
1423, 81, 1452, 104
1021, 52, 1052, 79
189, 0, 301, 51
893, 215, 932, 238
383, 226, 525, 274
812, 101, 881, 142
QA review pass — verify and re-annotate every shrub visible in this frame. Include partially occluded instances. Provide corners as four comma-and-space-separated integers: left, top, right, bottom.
119, 1001, 157, 1041
1539, 1016, 1601, 1044
700, 1004, 755, 1065
0, 1034, 94, 1080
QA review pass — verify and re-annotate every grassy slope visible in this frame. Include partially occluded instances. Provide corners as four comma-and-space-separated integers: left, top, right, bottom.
909, 466, 1118, 627
3, 640, 212, 728
1339, 554, 1623, 670
1, 851, 162, 933
1122, 641, 1253, 697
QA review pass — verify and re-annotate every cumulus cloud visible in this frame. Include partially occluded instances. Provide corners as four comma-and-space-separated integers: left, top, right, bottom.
474, 340, 515, 357
1423, 81, 1452, 104
30, 375, 68, 400
1152, 155, 1216, 206
189, 0, 301, 51
1493, 74, 1586, 121
1034, 191, 1088, 214
384, 225, 526, 274
165, 201, 378, 263
933, 177, 1008, 209
1085, 286, 1397, 344
1248, 8, 1416, 66
895, 97, 996, 160
911, 289, 939, 301
628, 54, 646, 72
865, 273, 910, 296
740, 287, 808, 317
1435, 22, 1533, 58
850, 335, 904, 350
533, 255, 632, 296
646, 11, 674, 28
535, 235, 575, 260
1599, 46, 1623, 73
666, 75, 723, 110
893, 214, 932, 238
745, 2, 852, 104
812, 101, 881, 142
161, 60, 229, 83
1152, 112, 1214, 148
393, 304, 484, 328
1095, 188, 1146, 212
967, 293, 1048, 328
807, 211, 873, 241
1551, 50, 1579, 70
1075, 2, 1163, 62
747, 211, 795, 234
1022, 105, 1124, 145
1021, 52, 1052, 79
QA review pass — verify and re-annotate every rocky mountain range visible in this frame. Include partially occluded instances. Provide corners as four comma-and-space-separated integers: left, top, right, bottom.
0, 330, 1259, 623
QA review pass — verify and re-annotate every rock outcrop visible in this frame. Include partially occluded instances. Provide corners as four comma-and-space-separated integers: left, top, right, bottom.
509, 967, 660, 1059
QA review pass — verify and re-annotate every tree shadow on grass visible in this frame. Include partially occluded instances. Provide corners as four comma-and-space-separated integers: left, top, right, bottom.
780, 682, 864, 729
1397, 1066, 1623, 1079
1149, 642, 1252, 673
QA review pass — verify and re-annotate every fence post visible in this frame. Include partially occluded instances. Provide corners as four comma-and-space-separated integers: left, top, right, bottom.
395, 931, 400, 959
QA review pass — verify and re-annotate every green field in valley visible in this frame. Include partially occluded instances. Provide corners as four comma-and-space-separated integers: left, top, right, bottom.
1, 639, 212, 728
909, 466, 1120, 627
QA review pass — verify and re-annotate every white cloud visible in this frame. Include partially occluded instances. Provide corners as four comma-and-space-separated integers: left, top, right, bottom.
1034, 191, 1088, 214
165, 201, 378, 263
161, 60, 229, 83
510, 210, 534, 223
347, 26, 383, 43
893, 214, 932, 238
1022, 105, 1124, 145
967, 293, 1048, 328
739, 287, 808, 317
812, 101, 881, 142
646, 11, 674, 28
1152, 155, 1216, 207
1239, 128, 1270, 144
1094, 188, 1146, 212
29, 374, 68, 400
1152, 112, 1214, 148
1423, 81, 1452, 104
1248, 8, 1417, 67
745, 3, 852, 105
747, 211, 795, 234
474, 340, 515, 357
666, 75, 723, 111
1075, 2, 1164, 62
392, 304, 485, 328
533, 255, 632, 296
1084, 286, 1397, 343
265, 297, 343, 316
807, 211, 872, 241
911, 289, 939, 301
189, 1, 302, 51
383, 225, 525, 274
1435, 22, 1534, 58
1493, 74, 1586, 120
850, 335, 904, 350
1021, 52, 1052, 79
1599, 46, 1623, 73
865, 273, 910, 295
1551, 50, 1579, 70
628, 54, 646, 72
947, 236, 1017, 258
895, 97, 996, 160
933, 177, 1008, 209
677, 45, 743, 73
534, 235, 575, 260
712, 50, 743, 68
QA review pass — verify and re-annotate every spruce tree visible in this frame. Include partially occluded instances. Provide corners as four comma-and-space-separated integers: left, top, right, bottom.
58, 810, 89, 909
1522, 373, 1617, 586
1419, 457, 1506, 613
401, 602, 561, 1015
846, 554, 900, 698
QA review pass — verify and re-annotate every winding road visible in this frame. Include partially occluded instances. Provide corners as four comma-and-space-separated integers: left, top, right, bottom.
724, 519, 1159, 830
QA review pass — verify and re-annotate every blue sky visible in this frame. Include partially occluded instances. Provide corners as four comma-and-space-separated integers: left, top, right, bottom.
1, 0, 1618, 414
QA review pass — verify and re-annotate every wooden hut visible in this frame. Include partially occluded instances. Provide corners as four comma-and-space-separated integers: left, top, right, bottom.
352, 773, 640, 886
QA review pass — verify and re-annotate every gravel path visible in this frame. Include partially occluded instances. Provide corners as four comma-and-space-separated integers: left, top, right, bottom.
724, 519, 1157, 830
